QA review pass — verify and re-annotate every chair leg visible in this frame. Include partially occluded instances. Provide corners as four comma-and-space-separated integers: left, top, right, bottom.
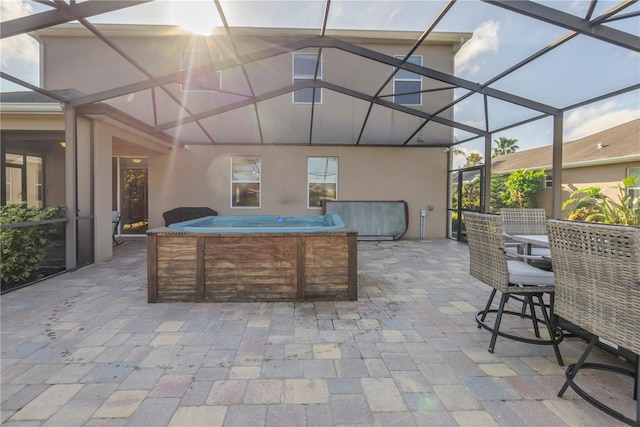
520, 295, 529, 317
479, 289, 497, 328
536, 294, 563, 366
559, 336, 597, 397
528, 297, 541, 338
488, 293, 508, 353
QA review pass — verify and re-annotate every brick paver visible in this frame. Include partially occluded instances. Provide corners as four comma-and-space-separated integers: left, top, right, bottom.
1, 238, 636, 426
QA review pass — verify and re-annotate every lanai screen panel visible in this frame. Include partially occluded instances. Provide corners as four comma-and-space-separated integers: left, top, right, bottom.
490, 35, 640, 108
406, 121, 454, 147
322, 49, 391, 98
312, 92, 371, 145
358, 103, 425, 145
256, 94, 312, 145
163, 121, 210, 145
1, 0, 638, 149
243, 53, 297, 98
199, 105, 261, 144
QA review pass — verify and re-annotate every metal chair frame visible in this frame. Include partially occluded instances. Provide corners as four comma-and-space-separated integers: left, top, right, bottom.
547, 219, 639, 426
465, 212, 563, 365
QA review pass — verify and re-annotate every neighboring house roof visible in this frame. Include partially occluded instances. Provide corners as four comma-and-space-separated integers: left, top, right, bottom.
491, 119, 640, 173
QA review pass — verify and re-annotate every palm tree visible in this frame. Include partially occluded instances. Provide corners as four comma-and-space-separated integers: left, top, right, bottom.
492, 137, 519, 158
464, 153, 483, 167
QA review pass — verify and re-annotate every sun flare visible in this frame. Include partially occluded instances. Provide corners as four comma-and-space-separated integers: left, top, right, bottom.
170, 1, 219, 36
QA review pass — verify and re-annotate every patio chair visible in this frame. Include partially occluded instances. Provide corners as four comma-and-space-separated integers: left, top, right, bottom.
465, 212, 563, 365
547, 220, 639, 426
500, 208, 551, 261
500, 208, 552, 316
112, 211, 121, 246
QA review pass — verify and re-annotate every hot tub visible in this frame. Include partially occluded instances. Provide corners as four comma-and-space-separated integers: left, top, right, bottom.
168, 212, 346, 233
147, 213, 357, 303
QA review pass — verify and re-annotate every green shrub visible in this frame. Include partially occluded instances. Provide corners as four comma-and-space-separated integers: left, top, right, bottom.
1, 204, 66, 291
503, 169, 545, 208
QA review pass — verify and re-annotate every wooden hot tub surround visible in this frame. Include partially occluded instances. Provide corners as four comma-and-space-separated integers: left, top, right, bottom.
147, 227, 358, 303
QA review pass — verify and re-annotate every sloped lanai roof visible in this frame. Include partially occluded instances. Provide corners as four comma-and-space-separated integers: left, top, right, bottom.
1, 0, 638, 149
491, 118, 640, 173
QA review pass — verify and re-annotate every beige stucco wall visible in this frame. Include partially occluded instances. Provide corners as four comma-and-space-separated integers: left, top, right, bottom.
535, 161, 640, 217
149, 145, 448, 239
39, 29, 456, 145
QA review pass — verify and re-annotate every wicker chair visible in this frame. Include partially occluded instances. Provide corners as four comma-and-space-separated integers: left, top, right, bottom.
501, 208, 551, 260
500, 208, 552, 315
547, 220, 639, 426
465, 212, 563, 365
501, 208, 547, 235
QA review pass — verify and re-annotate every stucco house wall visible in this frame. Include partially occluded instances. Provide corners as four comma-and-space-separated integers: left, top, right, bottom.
36, 26, 460, 145
148, 144, 448, 238
535, 161, 639, 217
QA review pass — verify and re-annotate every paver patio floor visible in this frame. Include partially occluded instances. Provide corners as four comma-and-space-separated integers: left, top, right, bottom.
1, 238, 636, 426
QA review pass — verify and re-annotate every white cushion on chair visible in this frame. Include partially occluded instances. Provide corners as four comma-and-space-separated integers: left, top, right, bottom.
507, 260, 554, 286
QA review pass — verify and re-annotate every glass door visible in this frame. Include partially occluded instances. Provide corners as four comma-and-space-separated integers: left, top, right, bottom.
115, 157, 148, 235
448, 166, 484, 241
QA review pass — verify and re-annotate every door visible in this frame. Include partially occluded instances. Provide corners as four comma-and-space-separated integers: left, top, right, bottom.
116, 157, 148, 235
448, 166, 484, 241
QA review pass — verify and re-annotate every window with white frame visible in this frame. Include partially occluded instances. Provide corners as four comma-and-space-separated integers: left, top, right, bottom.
293, 52, 322, 104
628, 167, 640, 198
308, 157, 337, 208
181, 51, 221, 92
545, 174, 553, 188
393, 55, 422, 105
231, 156, 261, 208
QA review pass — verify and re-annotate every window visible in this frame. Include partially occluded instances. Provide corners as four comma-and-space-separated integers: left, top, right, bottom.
3, 153, 43, 208
545, 174, 553, 188
628, 167, 640, 198
181, 51, 221, 92
231, 156, 261, 208
293, 52, 322, 104
393, 55, 422, 105
308, 157, 337, 208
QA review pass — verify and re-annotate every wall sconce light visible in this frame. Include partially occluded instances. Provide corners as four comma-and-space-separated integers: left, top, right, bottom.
60, 141, 66, 148
184, 144, 191, 151
132, 158, 142, 164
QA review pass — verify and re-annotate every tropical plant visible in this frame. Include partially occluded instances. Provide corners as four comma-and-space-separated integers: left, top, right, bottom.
562, 176, 640, 225
492, 137, 519, 158
1, 204, 66, 291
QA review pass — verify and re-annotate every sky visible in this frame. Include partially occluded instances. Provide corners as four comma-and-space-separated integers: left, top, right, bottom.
1, 0, 639, 167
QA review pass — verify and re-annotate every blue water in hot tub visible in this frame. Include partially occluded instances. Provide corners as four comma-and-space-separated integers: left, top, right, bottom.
168, 211, 346, 233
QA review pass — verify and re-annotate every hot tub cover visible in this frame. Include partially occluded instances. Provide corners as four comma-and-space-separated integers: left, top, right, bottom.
162, 207, 218, 226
